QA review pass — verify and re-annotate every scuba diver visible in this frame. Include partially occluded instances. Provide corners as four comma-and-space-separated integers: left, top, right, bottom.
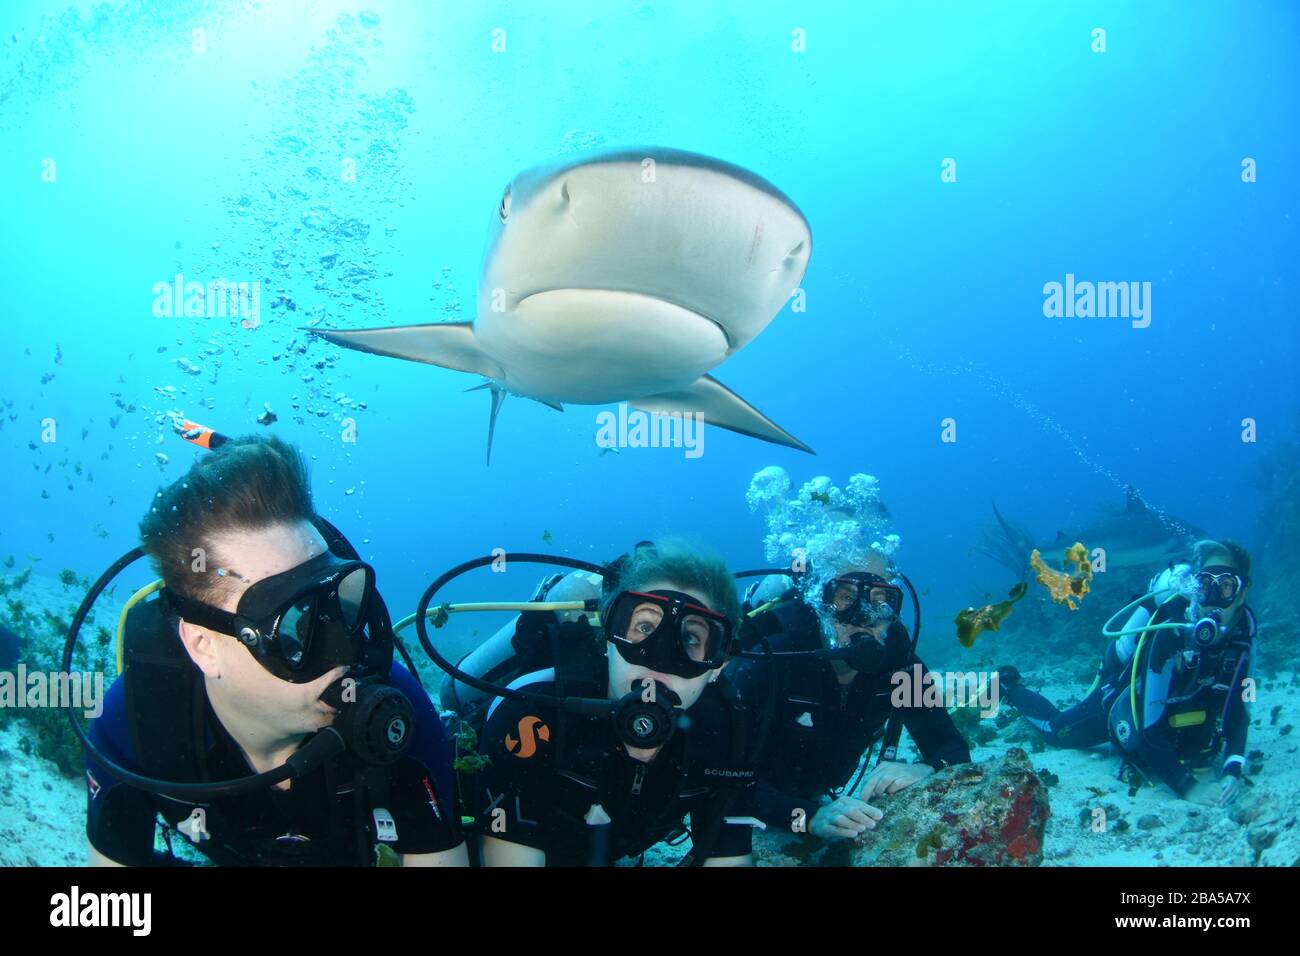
433, 540, 756, 866
998, 539, 1256, 807
80, 434, 467, 866
733, 564, 971, 841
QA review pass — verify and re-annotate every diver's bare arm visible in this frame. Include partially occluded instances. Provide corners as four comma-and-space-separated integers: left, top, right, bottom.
478, 835, 545, 866
401, 843, 470, 867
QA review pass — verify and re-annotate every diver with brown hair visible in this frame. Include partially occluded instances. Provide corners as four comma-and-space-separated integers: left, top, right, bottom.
999, 539, 1257, 806
80, 434, 467, 866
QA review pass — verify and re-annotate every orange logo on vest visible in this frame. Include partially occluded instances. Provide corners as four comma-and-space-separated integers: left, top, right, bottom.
505, 715, 550, 758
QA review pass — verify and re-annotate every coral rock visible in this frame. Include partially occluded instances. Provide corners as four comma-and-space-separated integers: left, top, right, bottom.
759, 748, 1051, 867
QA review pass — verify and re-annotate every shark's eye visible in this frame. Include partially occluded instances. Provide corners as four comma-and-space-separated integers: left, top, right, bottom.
499, 186, 511, 223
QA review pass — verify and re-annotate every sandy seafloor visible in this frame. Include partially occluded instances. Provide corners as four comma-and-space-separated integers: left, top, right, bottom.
2, 569, 1297, 867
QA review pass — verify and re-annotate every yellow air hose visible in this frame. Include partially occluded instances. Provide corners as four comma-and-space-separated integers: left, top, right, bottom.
392, 600, 596, 638
115, 580, 165, 673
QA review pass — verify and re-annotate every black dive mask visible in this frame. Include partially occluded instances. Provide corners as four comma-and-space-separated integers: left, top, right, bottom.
168, 549, 412, 765
823, 572, 903, 627
1189, 566, 1244, 652
1193, 567, 1244, 610
605, 589, 734, 679
166, 550, 380, 684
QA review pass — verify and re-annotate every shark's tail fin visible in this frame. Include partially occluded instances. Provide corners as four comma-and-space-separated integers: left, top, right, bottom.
983, 502, 1035, 577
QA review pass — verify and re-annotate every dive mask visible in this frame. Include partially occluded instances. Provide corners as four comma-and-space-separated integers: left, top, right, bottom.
1193, 567, 1244, 610
605, 589, 734, 679
822, 572, 903, 626
167, 550, 378, 683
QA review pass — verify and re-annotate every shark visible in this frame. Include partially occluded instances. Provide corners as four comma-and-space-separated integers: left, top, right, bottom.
978, 487, 1208, 577
310, 146, 815, 462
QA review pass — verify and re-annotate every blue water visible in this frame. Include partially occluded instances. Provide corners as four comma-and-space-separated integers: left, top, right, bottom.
1, 0, 1297, 664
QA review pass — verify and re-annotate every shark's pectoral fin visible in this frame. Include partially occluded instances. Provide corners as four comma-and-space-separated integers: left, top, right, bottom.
631, 375, 814, 454
308, 322, 504, 380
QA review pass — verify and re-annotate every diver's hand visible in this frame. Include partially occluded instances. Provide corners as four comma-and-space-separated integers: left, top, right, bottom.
859, 760, 934, 800
1185, 781, 1222, 807
809, 796, 883, 840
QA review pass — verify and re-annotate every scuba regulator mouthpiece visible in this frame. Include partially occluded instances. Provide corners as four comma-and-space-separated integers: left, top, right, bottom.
825, 634, 887, 673
1191, 610, 1228, 651
321, 671, 414, 766
612, 679, 681, 750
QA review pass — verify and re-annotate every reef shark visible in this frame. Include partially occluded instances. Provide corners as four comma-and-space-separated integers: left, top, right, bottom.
979, 488, 1207, 577
310, 147, 814, 462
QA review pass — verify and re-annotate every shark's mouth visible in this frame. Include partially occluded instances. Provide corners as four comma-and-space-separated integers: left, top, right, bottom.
513, 287, 734, 350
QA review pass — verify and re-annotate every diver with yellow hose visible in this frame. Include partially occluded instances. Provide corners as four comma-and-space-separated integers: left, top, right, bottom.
75, 431, 467, 866
417, 539, 758, 866
998, 539, 1257, 806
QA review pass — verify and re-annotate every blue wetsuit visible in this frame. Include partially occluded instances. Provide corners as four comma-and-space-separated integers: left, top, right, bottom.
86, 662, 463, 865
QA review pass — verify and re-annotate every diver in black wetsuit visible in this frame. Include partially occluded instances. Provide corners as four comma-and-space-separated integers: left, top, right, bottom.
734, 569, 970, 840
468, 541, 757, 866
999, 539, 1257, 807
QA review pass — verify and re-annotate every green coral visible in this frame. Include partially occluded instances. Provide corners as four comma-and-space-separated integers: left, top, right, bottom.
915, 825, 946, 859
452, 721, 491, 774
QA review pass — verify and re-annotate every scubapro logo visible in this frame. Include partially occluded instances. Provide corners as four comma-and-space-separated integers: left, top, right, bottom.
504, 715, 550, 758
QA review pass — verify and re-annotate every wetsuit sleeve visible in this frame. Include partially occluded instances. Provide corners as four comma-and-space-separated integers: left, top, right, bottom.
386, 664, 464, 854
470, 692, 556, 852
689, 793, 754, 860
1135, 630, 1197, 796
1221, 643, 1253, 778
741, 779, 818, 834
899, 656, 971, 770
85, 677, 163, 866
